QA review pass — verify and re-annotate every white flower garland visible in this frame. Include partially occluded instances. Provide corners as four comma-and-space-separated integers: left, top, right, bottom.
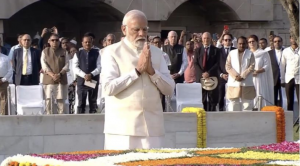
1, 152, 193, 166
268, 160, 300, 166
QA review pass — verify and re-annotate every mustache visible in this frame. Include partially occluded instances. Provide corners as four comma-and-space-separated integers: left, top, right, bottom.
136, 38, 146, 42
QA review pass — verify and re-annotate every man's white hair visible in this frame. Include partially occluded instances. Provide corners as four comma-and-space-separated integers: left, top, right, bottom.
106, 33, 115, 39
168, 31, 177, 37
122, 10, 147, 25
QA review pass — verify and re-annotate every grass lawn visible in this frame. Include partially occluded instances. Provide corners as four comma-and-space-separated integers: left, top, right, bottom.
294, 124, 299, 141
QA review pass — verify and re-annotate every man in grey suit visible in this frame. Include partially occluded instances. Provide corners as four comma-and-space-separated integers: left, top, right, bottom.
12, 34, 41, 86
268, 36, 285, 106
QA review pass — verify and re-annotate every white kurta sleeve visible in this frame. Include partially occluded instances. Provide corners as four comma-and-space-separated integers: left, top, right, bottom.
1, 57, 13, 82
178, 48, 188, 75
149, 54, 175, 96
262, 52, 272, 71
73, 53, 86, 78
101, 50, 139, 96
91, 55, 101, 76
281, 51, 286, 83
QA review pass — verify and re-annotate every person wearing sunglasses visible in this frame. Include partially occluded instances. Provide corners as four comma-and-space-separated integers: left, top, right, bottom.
41, 34, 69, 114
268, 36, 285, 107
218, 34, 236, 111
12, 34, 41, 86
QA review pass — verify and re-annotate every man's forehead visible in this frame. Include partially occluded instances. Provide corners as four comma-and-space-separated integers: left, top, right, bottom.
22, 36, 31, 39
50, 37, 59, 40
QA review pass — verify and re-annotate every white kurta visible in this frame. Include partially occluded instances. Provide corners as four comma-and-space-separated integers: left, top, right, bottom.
102, 38, 175, 150
253, 49, 274, 106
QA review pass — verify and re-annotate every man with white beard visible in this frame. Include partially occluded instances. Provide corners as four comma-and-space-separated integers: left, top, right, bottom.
101, 10, 175, 150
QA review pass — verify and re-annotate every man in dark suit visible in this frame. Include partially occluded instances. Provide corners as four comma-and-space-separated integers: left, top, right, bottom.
12, 34, 41, 86
194, 32, 220, 111
268, 36, 284, 107
218, 34, 236, 111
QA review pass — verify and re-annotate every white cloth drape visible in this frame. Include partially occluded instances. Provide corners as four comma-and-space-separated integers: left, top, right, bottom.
253, 49, 274, 107
104, 134, 164, 150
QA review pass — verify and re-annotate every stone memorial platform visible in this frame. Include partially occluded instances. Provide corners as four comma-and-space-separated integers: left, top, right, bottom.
0, 112, 293, 163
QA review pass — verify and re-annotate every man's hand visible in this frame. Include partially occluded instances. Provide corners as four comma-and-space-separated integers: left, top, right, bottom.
84, 74, 92, 81
253, 70, 258, 77
222, 29, 229, 35
136, 43, 150, 74
281, 83, 286, 87
202, 72, 209, 79
222, 74, 228, 81
171, 73, 180, 79
235, 75, 243, 82
180, 30, 186, 37
52, 26, 58, 34
146, 58, 155, 76
53, 74, 61, 82
41, 28, 47, 37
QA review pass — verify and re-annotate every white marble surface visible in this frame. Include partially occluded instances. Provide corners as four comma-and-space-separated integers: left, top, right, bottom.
0, 112, 294, 163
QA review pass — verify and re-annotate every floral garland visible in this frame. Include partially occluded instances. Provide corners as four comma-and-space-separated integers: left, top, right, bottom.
181, 107, 206, 148
3, 142, 300, 166
261, 106, 285, 142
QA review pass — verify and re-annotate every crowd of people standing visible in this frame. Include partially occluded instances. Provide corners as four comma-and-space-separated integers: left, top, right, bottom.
0, 20, 299, 115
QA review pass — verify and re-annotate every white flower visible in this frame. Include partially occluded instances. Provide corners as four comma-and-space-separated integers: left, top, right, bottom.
268, 160, 300, 166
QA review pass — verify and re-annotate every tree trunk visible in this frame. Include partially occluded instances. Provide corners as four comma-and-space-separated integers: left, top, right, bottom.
279, 0, 299, 44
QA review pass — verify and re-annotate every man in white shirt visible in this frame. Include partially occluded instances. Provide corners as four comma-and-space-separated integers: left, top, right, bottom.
0, 51, 13, 115
102, 10, 175, 150
9, 34, 23, 62
259, 38, 268, 50
73, 35, 101, 114
79, 32, 100, 51
281, 36, 299, 111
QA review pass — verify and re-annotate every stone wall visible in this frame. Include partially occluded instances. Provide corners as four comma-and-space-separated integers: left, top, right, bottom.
212, 0, 290, 46
0, 112, 293, 162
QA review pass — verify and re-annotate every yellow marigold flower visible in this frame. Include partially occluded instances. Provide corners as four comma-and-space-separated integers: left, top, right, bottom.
218, 151, 300, 161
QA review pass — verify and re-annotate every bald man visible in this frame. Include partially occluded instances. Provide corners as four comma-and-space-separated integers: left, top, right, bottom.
194, 32, 220, 111
102, 10, 175, 150
162, 31, 188, 84
12, 34, 41, 85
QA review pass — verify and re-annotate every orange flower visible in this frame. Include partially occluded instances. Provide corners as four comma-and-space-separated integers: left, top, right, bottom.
262, 106, 285, 142
196, 148, 241, 155
118, 156, 267, 166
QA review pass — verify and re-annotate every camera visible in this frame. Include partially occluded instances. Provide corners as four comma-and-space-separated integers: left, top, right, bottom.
47, 28, 54, 33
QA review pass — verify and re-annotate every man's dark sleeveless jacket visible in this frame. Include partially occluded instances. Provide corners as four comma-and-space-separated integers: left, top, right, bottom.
163, 44, 184, 74
76, 48, 99, 86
